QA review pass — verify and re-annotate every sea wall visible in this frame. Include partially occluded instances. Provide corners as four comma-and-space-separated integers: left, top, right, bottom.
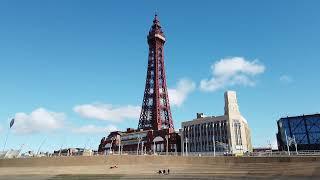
0, 155, 319, 167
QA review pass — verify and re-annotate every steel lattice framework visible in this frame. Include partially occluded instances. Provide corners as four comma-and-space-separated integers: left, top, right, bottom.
277, 114, 320, 150
138, 14, 174, 133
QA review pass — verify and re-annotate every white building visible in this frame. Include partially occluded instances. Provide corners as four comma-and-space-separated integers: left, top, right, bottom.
181, 91, 252, 155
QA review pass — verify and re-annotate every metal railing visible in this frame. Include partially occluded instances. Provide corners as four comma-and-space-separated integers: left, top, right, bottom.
4, 150, 320, 159
248, 150, 320, 157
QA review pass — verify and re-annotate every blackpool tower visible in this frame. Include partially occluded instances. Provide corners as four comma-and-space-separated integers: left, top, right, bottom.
138, 14, 174, 133
98, 14, 180, 154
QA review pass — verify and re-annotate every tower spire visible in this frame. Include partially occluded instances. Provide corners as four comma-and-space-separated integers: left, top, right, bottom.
154, 11, 158, 19
154, 12, 160, 24
148, 13, 165, 43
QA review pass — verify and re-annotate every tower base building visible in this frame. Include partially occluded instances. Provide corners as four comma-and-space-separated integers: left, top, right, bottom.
98, 128, 181, 155
181, 91, 252, 155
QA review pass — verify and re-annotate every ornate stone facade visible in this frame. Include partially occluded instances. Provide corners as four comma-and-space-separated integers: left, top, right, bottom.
181, 91, 252, 155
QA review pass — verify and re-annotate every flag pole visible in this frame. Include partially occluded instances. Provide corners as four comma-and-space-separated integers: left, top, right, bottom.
3, 127, 10, 151
3, 118, 14, 151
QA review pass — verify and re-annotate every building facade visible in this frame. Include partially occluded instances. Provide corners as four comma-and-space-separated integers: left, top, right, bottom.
181, 91, 252, 155
276, 114, 320, 151
98, 128, 180, 154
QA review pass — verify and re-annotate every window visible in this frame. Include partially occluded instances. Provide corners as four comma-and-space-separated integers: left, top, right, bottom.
233, 120, 242, 146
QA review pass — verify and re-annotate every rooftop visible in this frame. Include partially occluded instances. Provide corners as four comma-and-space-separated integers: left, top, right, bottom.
279, 113, 320, 120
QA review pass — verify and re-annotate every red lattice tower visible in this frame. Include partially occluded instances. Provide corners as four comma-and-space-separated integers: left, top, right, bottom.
138, 14, 174, 133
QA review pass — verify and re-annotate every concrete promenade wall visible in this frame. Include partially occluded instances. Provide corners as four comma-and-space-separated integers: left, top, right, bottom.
1, 155, 320, 167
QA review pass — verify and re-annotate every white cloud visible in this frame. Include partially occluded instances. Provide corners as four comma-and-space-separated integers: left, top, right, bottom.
72, 124, 117, 134
73, 80, 196, 122
200, 57, 265, 92
74, 103, 140, 122
280, 75, 293, 83
168, 79, 196, 107
13, 108, 65, 134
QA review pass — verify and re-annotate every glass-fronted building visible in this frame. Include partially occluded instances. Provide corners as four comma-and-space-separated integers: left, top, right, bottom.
276, 114, 320, 151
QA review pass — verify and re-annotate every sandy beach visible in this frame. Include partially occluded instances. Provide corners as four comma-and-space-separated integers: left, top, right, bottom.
0, 156, 319, 179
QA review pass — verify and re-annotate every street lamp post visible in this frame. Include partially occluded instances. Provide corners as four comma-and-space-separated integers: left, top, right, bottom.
165, 135, 169, 156
110, 137, 116, 154
206, 124, 209, 152
268, 140, 272, 156
285, 130, 290, 156
151, 130, 156, 155
141, 141, 144, 155
293, 135, 298, 155
118, 135, 121, 155
185, 126, 189, 156
213, 134, 216, 157
185, 137, 188, 156
137, 135, 142, 156
121, 145, 123, 155
182, 129, 184, 156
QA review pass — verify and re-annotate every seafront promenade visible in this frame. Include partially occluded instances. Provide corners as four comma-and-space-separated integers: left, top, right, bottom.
0, 155, 319, 179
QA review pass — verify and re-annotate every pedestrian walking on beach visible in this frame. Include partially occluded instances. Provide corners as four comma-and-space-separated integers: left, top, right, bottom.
167, 169, 170, 174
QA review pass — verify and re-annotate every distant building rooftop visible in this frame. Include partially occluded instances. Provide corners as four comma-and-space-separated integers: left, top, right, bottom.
279, 113, 320, 120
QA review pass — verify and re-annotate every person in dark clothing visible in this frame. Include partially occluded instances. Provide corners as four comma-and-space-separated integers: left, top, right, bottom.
163, 169, 166, 174
158, 170, 162, 174
167, 169, 170, 174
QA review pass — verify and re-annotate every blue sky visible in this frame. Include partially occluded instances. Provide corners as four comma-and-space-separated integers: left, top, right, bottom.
0, 0, 320, 152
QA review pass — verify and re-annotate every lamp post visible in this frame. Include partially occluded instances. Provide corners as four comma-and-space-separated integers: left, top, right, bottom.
185, 137, 188, 156
185, 126, 189, 156
285, 130, 290, 156
165, 135, 169, 156
268, 140, 272, 156
141, 141, 144, 155
293, 135, 298, 155
206, 124, 209, 152
183, 128, 187, 156
121, 145, 123, 155
151, 130, 156, 155
182, 129, 184, 156
137, 135, 142, 156
213, 134, 216, 157
118, 135, 121, 155
110, 137, 115, 154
